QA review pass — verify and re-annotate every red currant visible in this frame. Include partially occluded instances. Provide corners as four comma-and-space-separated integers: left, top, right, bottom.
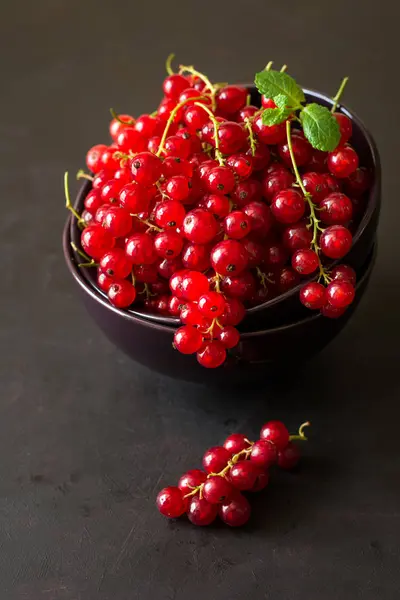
154, 200, 186, 230
130, 152, 162, 186
217, 326, 240, 349
217, 85, 247, 114
206, 166, 236, 194
110, 115, 135, 142
119, 181, 150, 213
223, 210, 252, 239
330, 264, 356, 285
333, 112, 352, 146
182, 209, 219, 244
134, 114, 161, 138
156, 486, 186, 518
229, 461, 262, 491
262, 170, 295, 203
221, 271, 256, 301
277, 267, 300, 293
320, 225, 352, 259
250, 440, 277, 467
220, 297, 246, 326
302, 171, 329, 204
154, 230, 184, 259
163, 74, 190, 100
283, 222, 313, 251
226, 153, 253, 179
219, 493, 251, 527
223, 433, 248, 455
187, 496, 218, 526
277, 442, 301, 470
165, 175, 191, 202
198, 292, 226, 318
278, 134, 312, 167
344, 167, 370, 197
210, 239, 248, 276
321, 303, 347, 319
99, 248, 132, 279
116, 127, 147, 153
197, 341, 226, 368
253, 114, 286, 145
181, 243, 211, 271
181, 270, 210, 301
300, 282, 326, 309
327, 145, 359, 178
174, 326, 204, 354
107, 280, 136, 308
271, 188, 305, 224
202, 193, 230, 217
102, 206, 132, 238
178, 469, 207, 496
97, 270, 114, 293
260, 420, 289, 450
326, 280, 355, 308
203, 476, 234, 504
319, 192, 353, 225
291, 248, 319, 275
86, 144, 108, 173
242, 201, 273, 238
81, 225, 115, 260
125, 233, 157, 264
203, 446, 231, 474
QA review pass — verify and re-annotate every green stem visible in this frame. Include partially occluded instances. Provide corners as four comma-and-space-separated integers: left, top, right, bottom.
289, 421, 310, 442
179, 64, 217, 110
194, 102, 225, 165
280, 64, 288, 73
70, 242, 96, 266
331, 76, 349, 113
165, 53, 175, 75
64, 172, 84, 224
244, 118, 256, 156
109, 108, 135, 125
156, 96, 207, 157
76, 169, 93, 182
265, 61, 273, 71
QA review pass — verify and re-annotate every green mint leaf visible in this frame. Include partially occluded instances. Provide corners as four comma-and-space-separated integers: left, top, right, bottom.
300, 103, 341, 151
255, 69, 305, 108
262, 107, 292, 126
274, 94, 289, 109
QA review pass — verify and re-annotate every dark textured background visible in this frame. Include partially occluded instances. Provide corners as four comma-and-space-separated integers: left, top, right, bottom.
1, 1, 399, 598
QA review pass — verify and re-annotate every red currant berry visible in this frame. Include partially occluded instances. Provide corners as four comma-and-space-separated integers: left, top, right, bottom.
247, 143, 271, 172
134, 264, 159, 283
232, 179, 262, 207
321, 303, 347, 319
187, 496, 218, 526
165, 175, 191, 202
198, 292, 226, 318
182, 209, 219, 244
178, 87, 206, 106
84, 189, 103, 214
92, 169, 111, 190
226, 153, 253, 179
168, 295, 184, 316
221, 271, 256, 301
202, 193, 230, 218
157, 97, 177, 122
99, 248, 132, 279
283, 222, 313, 251
162, 157, 193, 179
250, 440, 277, 467
344, 167, 370, 197
94, 205, 110, 225
210, 239, 248, 276
300, 282, 326, 309
125, 233, 157, 264
220, 297, 245, 326
319, 192, 353, 225
307, 149, 327, 172
229, 461, 262, 491
86, 144, 108, 173
109, 114, 135, 142
279, 134, 312, 167
260, 420, 289, 450
148, 136, 161, 154
323, 173, 341, 194
130, 152, 162, 186
114, 167, 132, 186
250, 469, 270, 492
277, 442, 301, 470
262, 170, 295, 203
119, 181, 150, 214
271, 188, 305, 224
203, 446, 231, 474
81, 225, 115, 260
223, 211, 252, 240
241, 238, 264, 267
261, 96, 276, 108
180, 302, 206, 327
219, 493, 251, 527
107, 280, 136, 308
154, 200, 186, 230
181, 243, 211, 271
291, 248, 319, 275
158, 257, 183, 280
156, 486, 186, 518
237, 105, 258, 122
331, 264, 356, 285
302, 171, 329, 204
97, 269, 114, 293
102, 206, 132, 238
206, 166, 236, 194
134, 114, 161, 138
197, 340, 226, 368
181, 270, 209, 301
163, 74, 189, 100
203, 477, 234, 504
264, 242, 288, 269
217, 326, 240, 349
116, 127, 147, 153
99, 147, 120, 173
223, 433, 248, 455
198, 159, 220, 183
278, 266, 300, 293
100, 179, 123, 204
165, 135, 192, 159
174, 326, 204, 354
154, 230, 184, 259
217, 85, 247, 114
242, 201, 273, 238
326, 280, 355, 308
178, 469, 207, 496
169, 269, 189, 297
253, 114, 286, 145
333, 112, 352, 146
327, 145, 359, 178
320, 225, 352, 259
216, 122, 247, 154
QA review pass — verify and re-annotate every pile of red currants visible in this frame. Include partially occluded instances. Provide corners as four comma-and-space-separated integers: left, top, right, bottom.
156, 419, 309, 527
66, 56, 371, 369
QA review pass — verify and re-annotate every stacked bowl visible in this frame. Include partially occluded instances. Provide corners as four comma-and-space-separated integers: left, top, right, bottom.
63, 86, 381, 385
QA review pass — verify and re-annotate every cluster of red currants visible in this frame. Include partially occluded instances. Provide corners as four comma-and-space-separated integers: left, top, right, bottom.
67, 57, 371, 368
156, 419, 309, 527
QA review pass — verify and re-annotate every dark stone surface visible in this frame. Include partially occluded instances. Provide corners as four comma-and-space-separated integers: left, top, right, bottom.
0, 1, 399, 598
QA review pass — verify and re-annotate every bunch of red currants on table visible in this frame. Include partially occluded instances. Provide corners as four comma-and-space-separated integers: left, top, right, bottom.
66, 55, 371, 369
156, 419, 310, 527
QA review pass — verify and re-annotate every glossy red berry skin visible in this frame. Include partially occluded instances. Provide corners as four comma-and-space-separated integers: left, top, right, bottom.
203, 446, 232, 474
262, 170, 295, 203
250, 469, 270, 492
210, 239, 249, 276
250, 440, 278, 467
181, 270, 210, 301
84, 189, 103, 213
223, 433, 249, 455
247, 143, 271, 171
271, 188, 305, 224
178, 469, 207, 496
107, 280, 136, 308
217, 326, 240, 349
327, 145, 359, 178
97, 270, 114, 293
154, 200, 186, 230
216, 122, 247, 155
333, 112, 352, 146
220, 298, 246, 326
182, 209, 219, 244
202, 193, 230, 217
253, 114, 286, 145
99, 147, 120, 173
277, 442, 301, 470
184, 104, 210, 132
165, 175, 190, 202
302, 171, 329, 204
226, 153, 253, 179
99, 248, 132, 279
100, 179, 123, 204
198, 292, 226, 318
260, 420, 290, 450
223, 211, 252, 239
130, 152, 162, 186
331, 264, 356, 286
116, 127, 147, 153
163, 74, 189, 100
326, 280, 355, 308
156, 486, 186, 518
264, 242, 288, 269
102, 206, 132, 238
321, 303, 347, 318
219, 493, 251, 527
182, 243, 211, 271
162, 156, 193, 179
323, 173, 341, 194
158, 257, 183, 280
187, 496, 218, 526
197, 341, 227, 368
344, 167, 370, 197
134, 113, 161, 138
291, 248, 319, 275
278, 267, 301, 293
86, 144, 108, 173
278, 134, 312, 167
203, 476, 234, 504
154, 230, 184, 259
229, 461, 262, 491
307, 149, 327, 172
80, 225, 115, 260
180, 303, 208, 328
242, 238, 264, 267
300, 282, 326, 309
319, 193, 353, 225
174, 326, 203, 354
109, 115, 135, 142
206, 166, 236, 194
125, 233, 156, 265
243, 201, 273, 239
118, 182, 150, 214
164, 135, 191, 159
232, 179, 262, 207
92, 169, 111, 190
221, 271, 256, 301
320, 225, 352, 259
283, 222, 313, 251
237, 105, 258, 122
217, 85, 247, 114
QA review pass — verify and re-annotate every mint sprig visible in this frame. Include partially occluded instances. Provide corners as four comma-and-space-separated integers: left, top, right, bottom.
255, 68, 342, 152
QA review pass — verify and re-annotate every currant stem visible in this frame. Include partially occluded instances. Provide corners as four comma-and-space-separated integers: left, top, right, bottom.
214, 273, 222, 293
194, 102, 225, 165
265, 61, 273, 71
246, 94, 251, 106
70, 242, 93, 264
280, 64, 288, 73
64, 172, 84, 224
165, 53, 175, 76
179, 64, 217, 110
76, 169, 94, 182
244, 118, 257, 156
289, 421, 311, 442
109, 108, 135, 125
331, 76, 349, 113
131, 214, 162, 232
156, 96, 208, 158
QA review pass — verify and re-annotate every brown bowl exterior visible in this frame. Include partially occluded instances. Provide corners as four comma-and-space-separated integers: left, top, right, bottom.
70, 86, 380, 331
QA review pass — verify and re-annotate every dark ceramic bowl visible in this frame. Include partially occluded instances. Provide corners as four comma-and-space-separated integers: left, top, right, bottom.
70, 86, 380, 331
64, 211, 377, 384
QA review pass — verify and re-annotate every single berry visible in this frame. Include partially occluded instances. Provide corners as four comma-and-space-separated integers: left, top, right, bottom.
221, 271, 256, 301
326, 280, 355, 308
99, 248, 132, 279
119, 181, 150, 214
219, 493, 251, 527
130, 152, 162, 186
220, 297, 246, 326
223, 433, 248, 455
81, 225, 115, 260
216, 85, 247, 114
206, 166, 236, 194
241, 238, 264, 267
331, 264, 356, 285
163, 74, 189, 100
164, 135, 191, 159
169, 269, 190, 298
100, 179, 123, 204
182, 243, 211, 271
320, 225, 352, 259
344, 167, 370, 197
327, 145, 359, 178
203, 476, 234, 504
187, 495, 218, 526
278, 267, 300, 293
247, 143, 270, 171
198, 292, 226, 318
217, 326, 240, 349
107, 280, 136, 308
260, 420, 289, 450
102, 206, 132, 238
181, 270, 210, 301
253, 114, 286, 145
86, 144, 108, 173
97, 270, 114, 293
226, 153, 253, 179
202, 193, 231, 218
99, 147, 120, 173
283, 222, 313, 251
203, 446, 232, 474
154, 230, 184, 259
321, 303, 347, 318
174, 326, 204, 354
125, 233, 157, 265
178, 469, 207, 496
197, 341, 226, 368
109, 114, 135, 142
210, 239, 249, 276
134, 113, 161, 138
291, 248, 319, 275
319, 192, 353, 225
278, 134, 312, 167
300, 282, 326, 309
262, 170, 295, 203
302, 171, 329, 204
242, 201, 273, 238
156, 486, 186, 518
223, 210, 252, 239
277, 442, 301, 470
232, 179, 262, 207
182, 208, 219, 244
154, 200, 186, 230
229, 461, 263, 491
158, 257, 183, 280
271, 188, 305, 224
333, 112, 352, 146
250, 440, 278, 467
117, 127, 147, 153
